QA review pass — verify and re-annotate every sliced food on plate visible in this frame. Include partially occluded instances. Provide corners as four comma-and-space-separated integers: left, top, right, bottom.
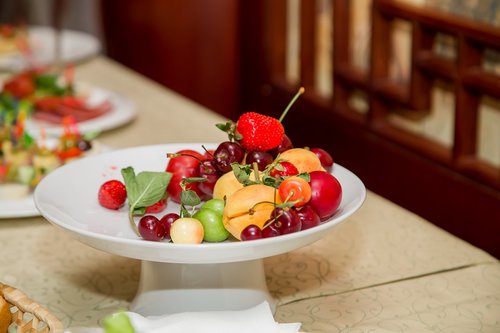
1, 65, 113, 124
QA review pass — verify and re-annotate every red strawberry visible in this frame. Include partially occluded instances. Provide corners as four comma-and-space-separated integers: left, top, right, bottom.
145, 198, 167, 214
269, 161, 299, 179
98, 180, 127, 210
236, 112, 284, 151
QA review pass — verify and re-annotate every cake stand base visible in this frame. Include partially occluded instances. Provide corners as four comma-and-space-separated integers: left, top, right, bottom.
129, 259, 275, 316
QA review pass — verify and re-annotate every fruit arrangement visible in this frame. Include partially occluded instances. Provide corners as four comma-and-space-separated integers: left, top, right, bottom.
97, 88, 342, 243
0, 111, 98, 199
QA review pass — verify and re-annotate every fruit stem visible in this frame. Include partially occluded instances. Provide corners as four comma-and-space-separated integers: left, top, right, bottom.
252, 162, 261, 183
278, 87, 305, 123
128, 210, 140, 237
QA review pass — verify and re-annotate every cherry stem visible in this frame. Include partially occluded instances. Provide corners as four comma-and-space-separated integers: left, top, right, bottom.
167, 152, 203, 163
278, 87, 305, 123
248, 200, 275, 215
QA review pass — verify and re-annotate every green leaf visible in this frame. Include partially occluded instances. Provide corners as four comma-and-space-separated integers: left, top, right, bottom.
121, 166, 172, 235
121, 167, 140, 205
132, 206, 146, 216
181, 189, 201, 207
296, 172, 310, 182
231, 163, 252, 185
261, 175, 279, 188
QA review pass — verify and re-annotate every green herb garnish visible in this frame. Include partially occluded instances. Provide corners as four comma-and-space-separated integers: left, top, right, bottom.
121, 166, 172, 236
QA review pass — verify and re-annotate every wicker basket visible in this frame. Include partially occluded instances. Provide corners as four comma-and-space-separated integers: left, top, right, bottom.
0, 283, 64, 333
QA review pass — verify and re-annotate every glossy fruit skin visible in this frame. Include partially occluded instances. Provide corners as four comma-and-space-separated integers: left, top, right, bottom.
167, 167, 206, 203
203, 149, 215, 160
170, 218, 204, 244
295, 205, 321, 230
166, 149, 206, 203
241, 224, 263, 241
278, 176, 312, 207
271, 207, 301, 235
213, 141, 245, 173
159, 213, 179, 240
236, 112, 284, 151
270, 134, 293, 157
245, 150, 274, 171
308, 171, 342, 221
138, 215, 165, 241
262, 222, 281, 238
98, 180, 127, 210
145, 198, 167, 214
310, 148, 334, 172
198, 159, 220, 197
193, 208, 229, 242
166, 149, 203, 173
200, 198, 225, 215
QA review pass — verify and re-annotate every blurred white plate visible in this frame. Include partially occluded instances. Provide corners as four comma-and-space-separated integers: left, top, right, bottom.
0, 25, 101, 71
0, 193, 39, 218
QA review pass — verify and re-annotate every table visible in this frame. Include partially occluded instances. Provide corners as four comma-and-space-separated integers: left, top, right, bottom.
1, 57, 499, 332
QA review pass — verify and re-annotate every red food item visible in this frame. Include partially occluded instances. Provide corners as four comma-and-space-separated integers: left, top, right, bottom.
269, 161, 299, 179
308, 171, 342, 221
98, 180, 127, 210
167, 167, 207, 203
33, 96, 112, 123
310, 147, 334, 172
145, 198, 167, 214
138, 215, 165, 241
166, 149, 203, 172
236, 112, 284, 151
279, 176, 312, 207
2, 72, 35, 98
57, 146, 83, 161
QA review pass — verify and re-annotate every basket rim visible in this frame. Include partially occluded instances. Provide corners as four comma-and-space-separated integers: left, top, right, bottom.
0, 283, 64, 333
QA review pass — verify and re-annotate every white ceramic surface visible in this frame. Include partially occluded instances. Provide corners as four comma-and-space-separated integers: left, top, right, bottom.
0, 26, 101, 71
34, 143, 366, 264
0, 194, 39, 218
24, 85, 136, 137
130, 260, 276, 316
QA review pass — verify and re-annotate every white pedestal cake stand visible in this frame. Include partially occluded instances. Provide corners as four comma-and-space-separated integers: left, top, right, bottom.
34, 143, 366, 316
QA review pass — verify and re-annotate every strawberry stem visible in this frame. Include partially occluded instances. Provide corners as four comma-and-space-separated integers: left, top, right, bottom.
278, 87, 305, 123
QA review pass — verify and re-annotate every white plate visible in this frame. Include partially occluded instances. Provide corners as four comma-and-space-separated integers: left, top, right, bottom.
0, 26, 101, 71
34, 143, 366, 264
23, 85, 136, 137
0, 194, 39, 218
0, 141, 110, 219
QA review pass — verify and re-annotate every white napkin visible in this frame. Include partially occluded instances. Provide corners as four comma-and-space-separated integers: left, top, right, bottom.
126, 302, 301, 333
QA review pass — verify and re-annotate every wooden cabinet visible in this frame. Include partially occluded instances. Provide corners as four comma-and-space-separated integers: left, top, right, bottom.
100, 0, 240, 120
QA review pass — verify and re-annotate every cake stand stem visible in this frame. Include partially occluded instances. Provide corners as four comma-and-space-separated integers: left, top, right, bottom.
130, 259, 276, 316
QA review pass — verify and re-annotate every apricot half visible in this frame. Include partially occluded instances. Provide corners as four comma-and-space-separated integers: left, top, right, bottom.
223, 184, 281, 240
213, 169, 261, 200
278, 148, 325, 173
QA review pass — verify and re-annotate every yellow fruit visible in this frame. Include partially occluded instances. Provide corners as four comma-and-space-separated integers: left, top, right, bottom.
213, 170, 261, 200
278, 148, 325, 173
223, 184, 281, 240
